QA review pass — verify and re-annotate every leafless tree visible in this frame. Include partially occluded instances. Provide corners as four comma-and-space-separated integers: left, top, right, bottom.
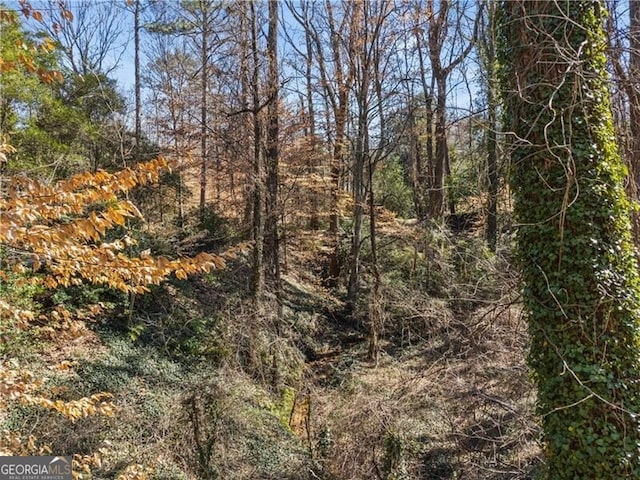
608, 0, 640, 243
264, 0, 281, 297
423, 0, 480, 219
42, 0, 130, 76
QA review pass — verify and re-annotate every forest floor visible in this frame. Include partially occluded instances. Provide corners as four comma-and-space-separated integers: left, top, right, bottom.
2, 215, 543, 479
278, 229, 542, 479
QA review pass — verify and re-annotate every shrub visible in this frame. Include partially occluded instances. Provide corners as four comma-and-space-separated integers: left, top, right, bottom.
374, 156, 414, 218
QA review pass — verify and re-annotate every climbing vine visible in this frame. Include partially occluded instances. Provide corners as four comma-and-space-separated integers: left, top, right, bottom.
498, 1, 640, 478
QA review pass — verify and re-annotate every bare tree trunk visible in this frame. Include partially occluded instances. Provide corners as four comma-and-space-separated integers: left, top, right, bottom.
250, 1, 264, 299
304, 11, 320, 231
414, 25, 435, 220
429, 73, 447, 219
215, 141, 221, 203
326, 0, 354, 285
328, 105, 346, 283
347, 0, 388, 313
199, 1, 209, 217
347, 99, 368, 306
367, 22, 387, 364
486, 77, 498, 251
134, 0, 142, 161
425, 0, 479, 220
264, 0, 281, 295
347, 1, 367, 308
367, 152, 381, 366
239, 4, 253, 230
483, 0, 499, 252
173, 115, 185, 230
296, 0, 358, 286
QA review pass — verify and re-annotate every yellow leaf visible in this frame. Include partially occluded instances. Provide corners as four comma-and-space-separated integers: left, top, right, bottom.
41, 37, 56, 52
12, 263, 26, 274
50, 360, 77, 371
110, 210, 125, 226
213, 257, 226, 269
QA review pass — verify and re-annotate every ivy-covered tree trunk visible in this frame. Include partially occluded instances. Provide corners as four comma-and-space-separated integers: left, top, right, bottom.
499, 1, 640, 478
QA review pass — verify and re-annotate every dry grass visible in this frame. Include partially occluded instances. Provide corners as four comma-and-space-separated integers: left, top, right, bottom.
1, 195, 542, 479
281, 223, 543, 480
300, 297, 540, 479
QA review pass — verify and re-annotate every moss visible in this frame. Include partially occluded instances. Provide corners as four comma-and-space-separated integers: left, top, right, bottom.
266, 386, 296, 431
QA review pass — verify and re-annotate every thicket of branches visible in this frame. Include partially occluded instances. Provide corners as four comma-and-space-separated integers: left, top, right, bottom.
1, 0, 640, 478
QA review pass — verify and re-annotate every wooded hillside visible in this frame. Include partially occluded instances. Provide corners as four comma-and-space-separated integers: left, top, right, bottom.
1, 1, 640, 479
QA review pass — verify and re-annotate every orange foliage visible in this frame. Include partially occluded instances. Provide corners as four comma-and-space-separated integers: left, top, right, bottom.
0, 157, 247, 472
0, 158, 245, 293
0, 5, 219, 477
0, 1, 68, 84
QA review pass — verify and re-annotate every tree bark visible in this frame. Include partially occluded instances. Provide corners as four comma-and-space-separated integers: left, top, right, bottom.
325, 0, 355, 285
629, 0, 640, 244
499, 1, 640, 477
199, 0, 209, 217
264, 0, 281, 294
134, 0, 142, 160
414, 24, 434, 220
347, 1, 367, 308
429, 72, 448, 219
304, 6, 320, 231
250, 1, 264, 299
483, 0, 499, 252
425, 0, 478, 220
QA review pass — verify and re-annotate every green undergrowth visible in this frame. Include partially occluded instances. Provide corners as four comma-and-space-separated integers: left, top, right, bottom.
0, 271, 44, 357
1, 218, 539, 479
4, 327, 311, 479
